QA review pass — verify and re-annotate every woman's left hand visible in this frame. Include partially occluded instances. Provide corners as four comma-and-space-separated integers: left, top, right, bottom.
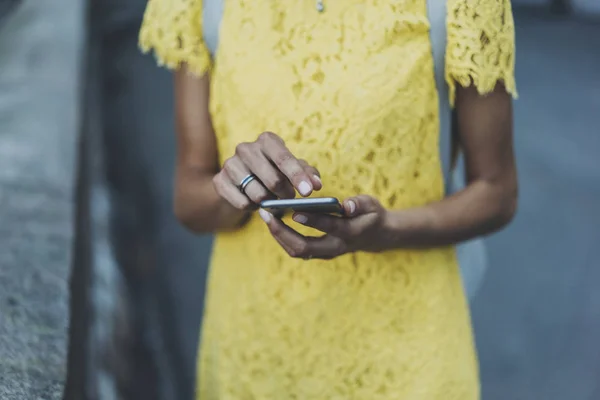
258, 195, 392, 260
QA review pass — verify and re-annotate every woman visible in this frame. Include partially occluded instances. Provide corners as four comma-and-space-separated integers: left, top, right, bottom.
139, 0, 517, 398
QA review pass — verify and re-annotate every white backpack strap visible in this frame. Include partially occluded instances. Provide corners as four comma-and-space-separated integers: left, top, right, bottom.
426, 0, 452, 192
203, 0, 224, 58
426, 0, 488, 300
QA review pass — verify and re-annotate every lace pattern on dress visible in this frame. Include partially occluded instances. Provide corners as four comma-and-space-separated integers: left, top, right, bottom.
446, 0, 518, 105
139, 0, 211, 76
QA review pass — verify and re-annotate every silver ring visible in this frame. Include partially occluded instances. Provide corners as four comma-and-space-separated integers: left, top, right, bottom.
238, 174, 257, 193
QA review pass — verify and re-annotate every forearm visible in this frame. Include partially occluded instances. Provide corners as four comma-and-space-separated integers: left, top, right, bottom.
384, 178, 517, 249
174, 168, 249, 233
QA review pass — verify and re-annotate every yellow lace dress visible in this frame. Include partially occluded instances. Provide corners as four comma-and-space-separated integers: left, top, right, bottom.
139, 1, 516, 398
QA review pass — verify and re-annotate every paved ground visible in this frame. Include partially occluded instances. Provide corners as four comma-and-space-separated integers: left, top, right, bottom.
0, 0, 81, 398
0, 3, 598, 400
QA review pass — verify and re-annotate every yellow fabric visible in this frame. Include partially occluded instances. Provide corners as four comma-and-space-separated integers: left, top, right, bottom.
446, 0, 518, 105
139, 0, 211, 76
139, 1, 516, 399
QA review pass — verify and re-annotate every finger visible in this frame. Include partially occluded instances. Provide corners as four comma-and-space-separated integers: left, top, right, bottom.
258, 132, 314, 197
259, 210, 346, 259
222, 156, 272, 204
244, 180, 277, 204
292, 212, 350, 238
298, 159, 322, 191
236, 142, 295, 199
268, 223, 296, 255
304, 235, 346, 260
270, 208, 285, 219
343, 195, 380, 216
259, 209, 309, 258
212, 172, 254, 210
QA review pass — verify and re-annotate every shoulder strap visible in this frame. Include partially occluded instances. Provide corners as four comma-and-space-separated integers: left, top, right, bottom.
426, 0, 488, 300
426, 0, 455, 195
203, 0, 223, 58
427, 0, 465, 195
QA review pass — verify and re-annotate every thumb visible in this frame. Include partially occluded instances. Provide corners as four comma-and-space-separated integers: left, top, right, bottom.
343, 195, 381, 217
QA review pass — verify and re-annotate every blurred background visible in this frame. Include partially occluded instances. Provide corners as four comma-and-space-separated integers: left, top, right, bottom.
0, 0, 598, 399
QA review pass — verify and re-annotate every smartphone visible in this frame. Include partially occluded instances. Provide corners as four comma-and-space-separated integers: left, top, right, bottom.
260, 197, 344, 215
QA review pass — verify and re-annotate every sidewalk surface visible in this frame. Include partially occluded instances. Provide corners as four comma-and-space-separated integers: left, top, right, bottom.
0, 0, 81, 398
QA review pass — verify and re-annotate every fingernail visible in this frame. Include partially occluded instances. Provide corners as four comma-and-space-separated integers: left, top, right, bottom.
293, 214, 308, 224
259, 209, 272, 223
298, 181, 312, 196
313, 175, 322, 185
347, 200, 356, 215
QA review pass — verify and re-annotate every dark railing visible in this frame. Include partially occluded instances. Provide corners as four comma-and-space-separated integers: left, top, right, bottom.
63, 0, 211, 399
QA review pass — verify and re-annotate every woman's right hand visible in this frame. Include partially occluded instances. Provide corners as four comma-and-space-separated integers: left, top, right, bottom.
212, 131, 322, 210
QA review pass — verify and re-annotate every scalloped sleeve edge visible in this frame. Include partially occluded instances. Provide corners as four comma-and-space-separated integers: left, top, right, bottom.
138, 0, 211, 76
445, 0, 518, 107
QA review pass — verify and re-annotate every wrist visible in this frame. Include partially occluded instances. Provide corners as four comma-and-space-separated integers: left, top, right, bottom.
216, 199, 251, 231
379, 209, 404, 250
380, 208, 437, 250
233, 209, 252, 229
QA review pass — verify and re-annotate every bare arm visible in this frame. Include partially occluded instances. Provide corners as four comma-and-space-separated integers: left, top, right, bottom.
384, 83, 518, 247
173, 65, 248, 232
